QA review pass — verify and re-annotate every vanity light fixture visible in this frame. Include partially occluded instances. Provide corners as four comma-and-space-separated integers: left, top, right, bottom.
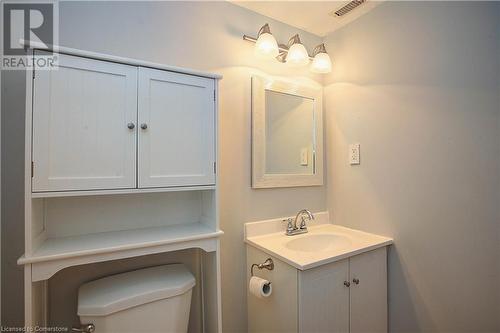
285, 34, 310, 67
310, 43, 332, 74
243, 24, 332, 74
254, 24, 279, 59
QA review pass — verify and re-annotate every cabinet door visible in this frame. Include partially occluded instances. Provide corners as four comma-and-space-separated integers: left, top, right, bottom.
32, 52, 137, 192
349, 247, 388, 333
299, 259, 350, 333
137, 68, 215, 188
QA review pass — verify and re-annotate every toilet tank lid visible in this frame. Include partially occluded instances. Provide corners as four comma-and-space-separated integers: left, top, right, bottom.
77, 264, 196, 317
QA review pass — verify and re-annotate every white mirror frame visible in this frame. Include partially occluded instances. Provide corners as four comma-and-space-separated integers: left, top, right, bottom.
252, 75, 323, 188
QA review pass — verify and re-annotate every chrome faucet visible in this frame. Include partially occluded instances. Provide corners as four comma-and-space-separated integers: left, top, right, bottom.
284, 209, 315, 236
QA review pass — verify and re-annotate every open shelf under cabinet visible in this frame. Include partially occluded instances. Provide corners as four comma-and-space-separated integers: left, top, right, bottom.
19, 222, 223, 282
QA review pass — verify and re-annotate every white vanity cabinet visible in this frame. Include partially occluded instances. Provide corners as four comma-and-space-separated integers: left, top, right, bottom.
299, 247, 387, 333
247, 246, 388, 333
31, 52, 216, 194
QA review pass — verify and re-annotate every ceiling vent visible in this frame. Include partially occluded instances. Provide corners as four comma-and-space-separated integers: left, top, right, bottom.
331, 0, 366, 17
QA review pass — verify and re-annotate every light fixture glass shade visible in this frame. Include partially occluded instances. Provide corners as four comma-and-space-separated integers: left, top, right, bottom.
311, 52, 332, 73
254, 32, 279, 59
286, 43, 309, 67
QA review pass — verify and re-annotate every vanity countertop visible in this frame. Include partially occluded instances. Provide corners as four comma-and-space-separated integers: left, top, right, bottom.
244, 213, 393, 270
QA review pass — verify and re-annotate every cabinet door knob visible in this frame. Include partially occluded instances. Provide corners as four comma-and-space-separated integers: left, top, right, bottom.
353, 278, 360, 285
127, 122, 135, 130
140, 123, 148, 130
344, 281, 350, 287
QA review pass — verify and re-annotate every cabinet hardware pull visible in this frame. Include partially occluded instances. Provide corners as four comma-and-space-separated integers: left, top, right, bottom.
344, 281, 350, 287
141, 123, 148, 130
353, 278, 360, 285
127, 122, 135, 130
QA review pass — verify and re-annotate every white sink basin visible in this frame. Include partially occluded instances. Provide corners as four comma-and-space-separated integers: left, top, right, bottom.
285, 234, 352, 252
245, 214, 393, 270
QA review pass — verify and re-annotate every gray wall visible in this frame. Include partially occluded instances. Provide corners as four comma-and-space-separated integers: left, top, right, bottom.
1, 69, 26, 327
324, 1, 500, 332
1, 1, 326, 330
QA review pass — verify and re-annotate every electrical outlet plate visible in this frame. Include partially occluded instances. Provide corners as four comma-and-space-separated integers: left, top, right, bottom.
349, 143, 360, 165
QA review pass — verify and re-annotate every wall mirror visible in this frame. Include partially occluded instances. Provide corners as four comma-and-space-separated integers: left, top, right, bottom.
252, 76, 323, 188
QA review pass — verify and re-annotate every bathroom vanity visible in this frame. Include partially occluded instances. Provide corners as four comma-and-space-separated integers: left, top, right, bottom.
18, 42, 222, 332
245, 212, 392, 333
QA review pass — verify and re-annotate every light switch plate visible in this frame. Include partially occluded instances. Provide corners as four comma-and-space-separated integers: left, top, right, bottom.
300, 148, 308, 166
349, 143, 360, 165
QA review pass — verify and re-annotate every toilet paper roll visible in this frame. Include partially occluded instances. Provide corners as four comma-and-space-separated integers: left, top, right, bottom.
249, 276, 272, 298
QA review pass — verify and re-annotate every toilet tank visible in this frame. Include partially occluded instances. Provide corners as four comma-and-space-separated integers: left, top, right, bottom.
77, 264, 196, 333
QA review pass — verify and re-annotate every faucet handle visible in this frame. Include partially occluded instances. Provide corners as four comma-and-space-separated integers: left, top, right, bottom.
299, 216, 307, 229
283, 218, 295, 233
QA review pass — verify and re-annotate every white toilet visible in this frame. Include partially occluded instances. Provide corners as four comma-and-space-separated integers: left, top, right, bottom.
77, 264, 196, 333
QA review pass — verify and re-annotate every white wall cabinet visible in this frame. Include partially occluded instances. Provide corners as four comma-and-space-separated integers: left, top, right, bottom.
32, 52, 216, 194
138, 68, 215, 188
247, 246, 388, 333
32, 52, 138, 192
22, 44, 222, 333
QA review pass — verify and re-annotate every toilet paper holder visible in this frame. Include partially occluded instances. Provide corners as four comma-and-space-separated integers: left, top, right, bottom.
251, 258, 274, 276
